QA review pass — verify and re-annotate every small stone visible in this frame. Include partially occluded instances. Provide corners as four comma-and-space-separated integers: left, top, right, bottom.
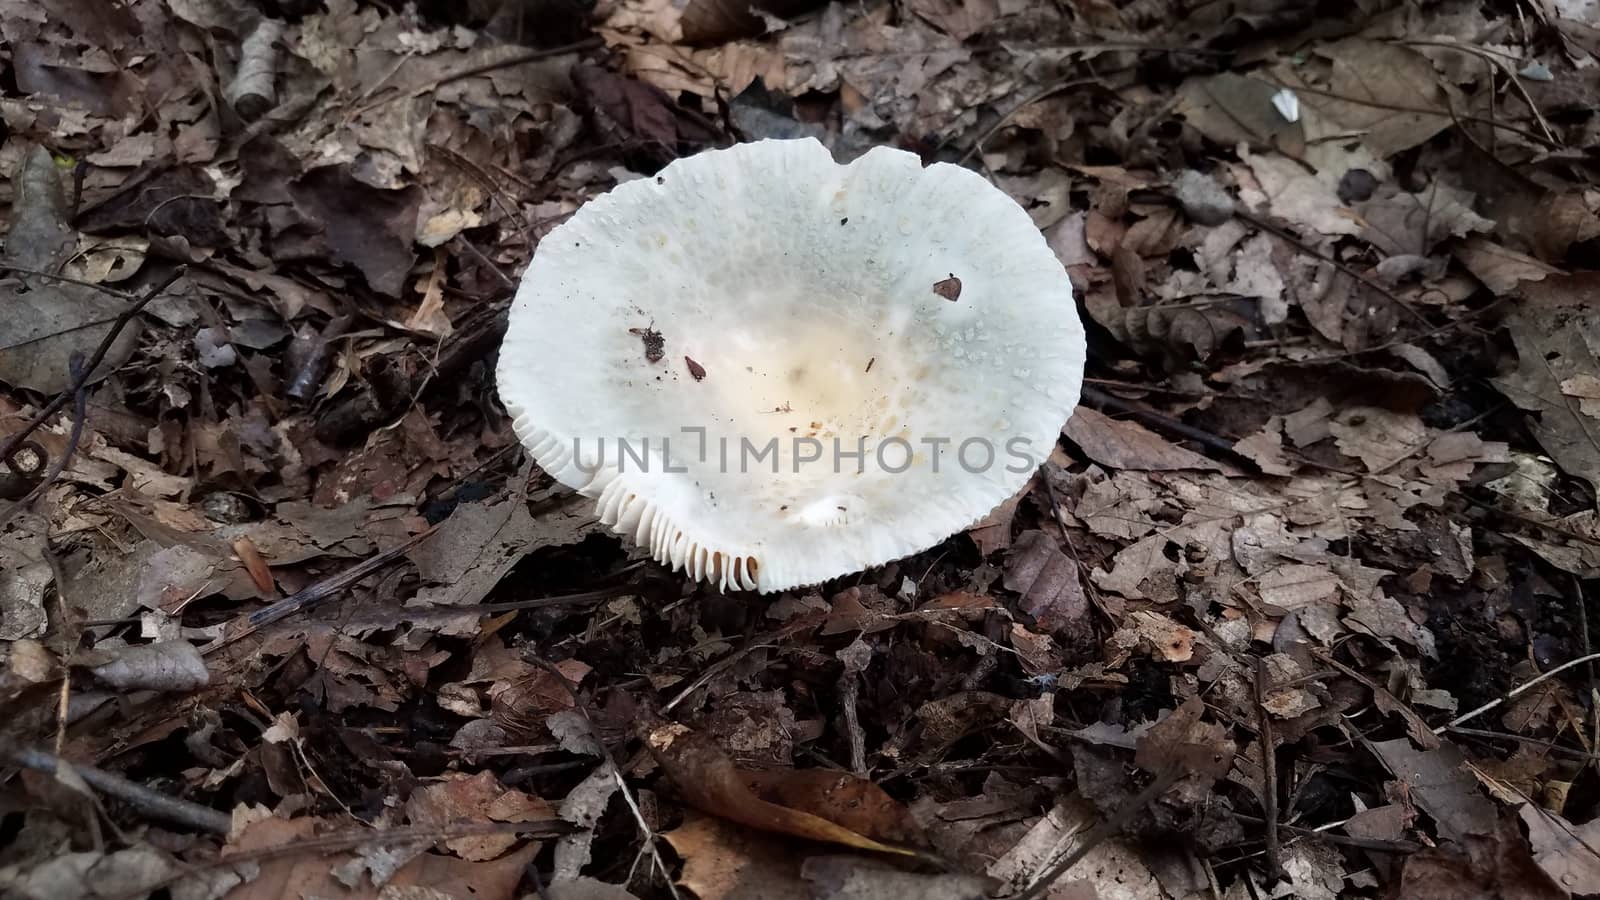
1173, 170, 1234, 226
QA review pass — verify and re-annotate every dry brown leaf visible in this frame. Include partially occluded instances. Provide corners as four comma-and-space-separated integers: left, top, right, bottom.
966, 484, 1023, 555
1368, 738, 1495, 843
1134, 696, 1235, 780
1261, 653, 1322, 718
1453, 237, 1561, 294
1072, 470, 1159, 541
1358, 181, 1494, 257
1002, 530, 1091, 646
1328, 406, 1429, 472
663, 814, 810, 900
1278, 840, 1347, 900
406, 247, 452, 338
1093, 534, 1181, 602
1289, 39, 1457, 158
0, 516, 50, 641
1343, 593, 1436, 656
1238, 150, 1361, 237
80, 640, 209, 692
742, 768, 926, 848
1398, 815, 1567, 900
1492, 273, 1600, 493
287, 167, 421, 297
1233, 420, 1297, 476
1109, 610, 1196, 663
645, 719, 923, 855
1175, 73, 1306, 156
1520, 803, 1600, 896
986, 798, 1161, 899
1064, 407, 1223, 472
610, 33, 787, 98
408, 490, 600, 607
1531, 189, 1600, 262
680, 0, 823, 43
902, 0, 1000, 40
1257, 563, 1340, 611
220, 816, 540, 900
1, 147, 143, 395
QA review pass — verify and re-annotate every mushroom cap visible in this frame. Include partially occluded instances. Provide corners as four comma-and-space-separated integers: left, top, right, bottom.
497, 138, 1084, 593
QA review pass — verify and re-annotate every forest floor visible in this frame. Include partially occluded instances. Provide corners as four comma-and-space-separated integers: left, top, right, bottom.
4, 0, 1600, 898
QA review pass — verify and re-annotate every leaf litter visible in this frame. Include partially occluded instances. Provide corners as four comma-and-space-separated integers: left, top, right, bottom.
5, 0, 1600, 898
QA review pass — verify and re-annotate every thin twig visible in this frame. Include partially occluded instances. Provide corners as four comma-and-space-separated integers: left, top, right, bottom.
1232, 814, 1423, 853
0, 268, 184, 467
1231, 206, 1433, 330
468, 578, 643, 614
43, 547, 75, 757
1578, 574, 1600, 753
1080, 386, 1258, 471
0, 264, 140, 299
956, 77, 1100, 164
526, 656, 682, 900
0, 739, 231, 834
1258, 75, 1560, 148
453, 233, 516, 290
1442, 651, 1600, 733
1253, 657, 1284, 881
206, 522, 441, 652
352, 38, 602, 117
840, 669, 868, 777
1443, 726, 1593, 761
1312, 648, 1441, 748
1393, 37, 1556, 144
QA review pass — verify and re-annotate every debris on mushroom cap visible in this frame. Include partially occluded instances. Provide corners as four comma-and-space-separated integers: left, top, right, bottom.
497, 138, 1085, 593
932, 274, 962, 301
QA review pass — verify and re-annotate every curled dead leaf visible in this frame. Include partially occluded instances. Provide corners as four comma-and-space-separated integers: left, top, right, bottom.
644, 719, 926, 856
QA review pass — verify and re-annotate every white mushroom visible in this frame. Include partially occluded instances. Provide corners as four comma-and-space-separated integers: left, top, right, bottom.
497, 138, 1084, 593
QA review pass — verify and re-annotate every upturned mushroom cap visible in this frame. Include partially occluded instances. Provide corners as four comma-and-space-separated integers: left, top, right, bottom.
498, 138, 1084, 592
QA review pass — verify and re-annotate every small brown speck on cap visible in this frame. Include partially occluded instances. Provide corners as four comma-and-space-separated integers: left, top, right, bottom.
629, 326, 665, 363
685, 356, 707, 381
933, 274, 962, 301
